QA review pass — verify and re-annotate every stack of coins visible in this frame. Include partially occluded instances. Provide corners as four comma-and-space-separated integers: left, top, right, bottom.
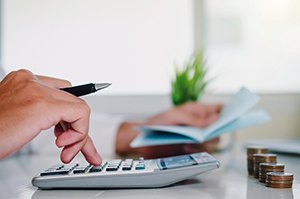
266, 172, 293, 188
259, 163, 284, 183
247, 146, 268, 175
253, 154, 277, 179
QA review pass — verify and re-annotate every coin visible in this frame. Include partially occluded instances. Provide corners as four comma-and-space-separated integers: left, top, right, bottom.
266, 183, 293, 189
253, 154, 277, 179
259, 163, 284, 183
247, 146, 269, 154
266, 172, 294, 181
266, 172, 294, 189
246, 146, 268, 175
266, 180, 293, 184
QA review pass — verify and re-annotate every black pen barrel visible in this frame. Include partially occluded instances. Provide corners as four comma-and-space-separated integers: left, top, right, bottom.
60, 83, 95, 97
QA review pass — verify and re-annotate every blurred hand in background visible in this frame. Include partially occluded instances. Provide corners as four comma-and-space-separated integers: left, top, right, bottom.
115, 102, 222, 158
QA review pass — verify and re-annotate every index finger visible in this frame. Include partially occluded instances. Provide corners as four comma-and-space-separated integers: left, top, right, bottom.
36, 75, 72, 88
80, 136, 102, 165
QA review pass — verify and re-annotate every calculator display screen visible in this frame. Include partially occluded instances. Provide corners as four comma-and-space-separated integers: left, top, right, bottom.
159, 155, 197, 170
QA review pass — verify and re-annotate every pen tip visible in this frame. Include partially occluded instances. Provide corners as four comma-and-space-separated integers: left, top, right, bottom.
95, 83, 112, 91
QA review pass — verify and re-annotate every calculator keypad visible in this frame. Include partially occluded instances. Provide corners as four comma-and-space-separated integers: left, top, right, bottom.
40, 163, 78, 176
40, 159, 147, 176
33, 153, 219, 189
39, 153, 215, 177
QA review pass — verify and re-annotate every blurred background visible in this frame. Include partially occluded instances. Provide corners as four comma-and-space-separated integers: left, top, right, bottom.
1, 0, 300, 151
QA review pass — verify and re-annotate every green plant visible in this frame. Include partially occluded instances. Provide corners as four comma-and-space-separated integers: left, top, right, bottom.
171, 53, 208, 106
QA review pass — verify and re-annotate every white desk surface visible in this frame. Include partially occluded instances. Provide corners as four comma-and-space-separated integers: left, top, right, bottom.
1, 144, 299, 199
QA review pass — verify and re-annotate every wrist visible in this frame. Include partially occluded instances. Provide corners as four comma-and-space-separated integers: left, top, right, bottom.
115, 121, 144, 155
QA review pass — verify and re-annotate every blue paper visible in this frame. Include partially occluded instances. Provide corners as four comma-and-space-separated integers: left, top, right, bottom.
130, 87, 271, 148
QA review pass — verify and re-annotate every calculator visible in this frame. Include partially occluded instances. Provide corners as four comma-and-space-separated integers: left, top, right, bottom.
32, 152, 219, 189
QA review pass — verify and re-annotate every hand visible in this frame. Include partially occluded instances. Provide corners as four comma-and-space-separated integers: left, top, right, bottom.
0, 69, 101, 165
115, 102, 222, 158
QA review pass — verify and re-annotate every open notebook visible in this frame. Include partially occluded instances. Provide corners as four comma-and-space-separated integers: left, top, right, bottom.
131, 87, 271, 148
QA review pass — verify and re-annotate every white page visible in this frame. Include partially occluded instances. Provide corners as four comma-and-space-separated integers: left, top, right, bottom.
202, 87, 260, 137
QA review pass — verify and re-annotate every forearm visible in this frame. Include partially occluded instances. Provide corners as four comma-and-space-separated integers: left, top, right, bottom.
0, 113, 38, 159
115, 122, 142, 155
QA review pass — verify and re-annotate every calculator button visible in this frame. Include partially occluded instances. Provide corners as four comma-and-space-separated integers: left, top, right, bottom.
108, 160, 122, 167
40, 164, 79, 176
122, 166, 132, 171
190, 153, 215, 164
106, 166, 119, 171
89, 162, 107, 173
89, 164, 105, 172
60, 164, 78, 171
122, 159, 133, 170
45, 164, 64, 171
105, 159, 122, 171
135, 164, 145, 170
124, 159, 133, 163
109, 159, 122, 165
73, 166, 88, 174
89, 166, 102, 172
40, 169, 70, 176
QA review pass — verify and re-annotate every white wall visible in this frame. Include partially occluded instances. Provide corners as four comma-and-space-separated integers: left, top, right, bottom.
3, 0, 300, 95
203, 0, 300, 93
2, 0, 194, 95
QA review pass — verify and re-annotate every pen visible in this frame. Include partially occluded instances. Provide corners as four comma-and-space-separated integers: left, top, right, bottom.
60, 83, 111, 97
